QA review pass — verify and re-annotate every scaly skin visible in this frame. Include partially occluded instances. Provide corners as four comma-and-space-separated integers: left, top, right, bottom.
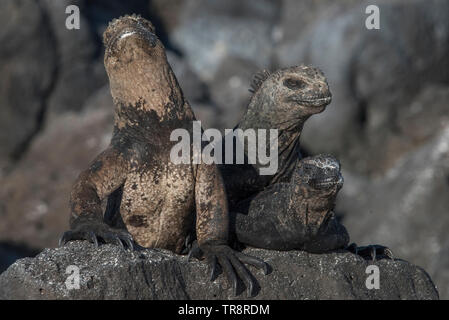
59, 15, 268, 297
233, 154, 349, 252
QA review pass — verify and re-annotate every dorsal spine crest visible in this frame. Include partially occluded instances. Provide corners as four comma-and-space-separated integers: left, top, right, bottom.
249, 69, 271, 94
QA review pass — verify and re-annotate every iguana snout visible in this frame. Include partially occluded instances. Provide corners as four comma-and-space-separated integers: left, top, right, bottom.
103, 15, 158, 58
282, 65, 332, 113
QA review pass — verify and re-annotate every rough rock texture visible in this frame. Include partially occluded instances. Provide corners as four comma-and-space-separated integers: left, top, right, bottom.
0, 241, 438, 300
0, 243, 39, 274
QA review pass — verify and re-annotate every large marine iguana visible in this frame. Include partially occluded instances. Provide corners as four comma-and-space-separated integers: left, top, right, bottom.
59, 15, 268, 297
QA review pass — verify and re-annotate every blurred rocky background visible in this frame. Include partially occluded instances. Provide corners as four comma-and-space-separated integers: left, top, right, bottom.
0, 0, 448, 298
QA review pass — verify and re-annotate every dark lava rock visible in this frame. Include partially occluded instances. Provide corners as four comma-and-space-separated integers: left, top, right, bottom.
0, 241, 438, 300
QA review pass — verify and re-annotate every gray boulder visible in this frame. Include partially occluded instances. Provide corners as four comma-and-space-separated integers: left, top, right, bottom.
0, 241, 438, 300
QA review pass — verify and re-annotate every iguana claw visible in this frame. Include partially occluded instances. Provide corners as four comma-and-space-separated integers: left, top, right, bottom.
346, 243, 394, 261
188, 242, 269, 297
59, 220, 135, 251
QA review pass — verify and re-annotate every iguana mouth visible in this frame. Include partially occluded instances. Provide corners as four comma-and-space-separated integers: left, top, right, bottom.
106, 26, 158, 52
312, 174, 344, 190
294, 95, 332, 107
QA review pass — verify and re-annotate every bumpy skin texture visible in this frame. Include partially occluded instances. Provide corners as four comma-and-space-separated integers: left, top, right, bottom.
60, 15, 267, 296
233, 154, 349, 252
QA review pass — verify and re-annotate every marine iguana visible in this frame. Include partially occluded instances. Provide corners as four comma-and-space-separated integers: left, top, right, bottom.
233, 154, 348, 251
59, 15, 268, 297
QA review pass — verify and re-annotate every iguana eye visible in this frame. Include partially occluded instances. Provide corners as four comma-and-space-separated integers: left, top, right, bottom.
283, 78, 306, 90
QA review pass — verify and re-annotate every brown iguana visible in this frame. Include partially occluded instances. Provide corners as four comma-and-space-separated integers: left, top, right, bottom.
59, 15, 268, 297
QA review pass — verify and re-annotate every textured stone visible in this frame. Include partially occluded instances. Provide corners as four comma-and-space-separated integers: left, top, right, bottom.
0, 241, 438, 300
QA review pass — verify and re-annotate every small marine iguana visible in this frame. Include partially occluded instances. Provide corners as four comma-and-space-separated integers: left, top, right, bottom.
233, 154, 348, 251
59, 15, 268, 297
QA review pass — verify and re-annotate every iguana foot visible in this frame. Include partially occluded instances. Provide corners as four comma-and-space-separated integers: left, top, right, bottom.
346, 243, 394, 261
188, 242, 269, 297
59, 219, 134, 250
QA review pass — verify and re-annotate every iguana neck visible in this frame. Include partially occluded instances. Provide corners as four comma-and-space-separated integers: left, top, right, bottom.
289, 184, 337, 229
109, 59, 194, 130
237, 92, 309, 180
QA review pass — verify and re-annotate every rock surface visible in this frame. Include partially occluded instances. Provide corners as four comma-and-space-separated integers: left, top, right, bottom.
0, 241, 438, 300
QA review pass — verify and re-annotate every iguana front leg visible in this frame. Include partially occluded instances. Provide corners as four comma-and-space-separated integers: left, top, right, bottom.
59, 147, 134, 249
194, 162, 269, 297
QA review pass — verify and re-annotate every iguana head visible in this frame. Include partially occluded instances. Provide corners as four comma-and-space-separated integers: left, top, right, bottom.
246, 65, 332, 129
289, 154, 343, 236
103, 15, 186, 120
294, 154, 343, 194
